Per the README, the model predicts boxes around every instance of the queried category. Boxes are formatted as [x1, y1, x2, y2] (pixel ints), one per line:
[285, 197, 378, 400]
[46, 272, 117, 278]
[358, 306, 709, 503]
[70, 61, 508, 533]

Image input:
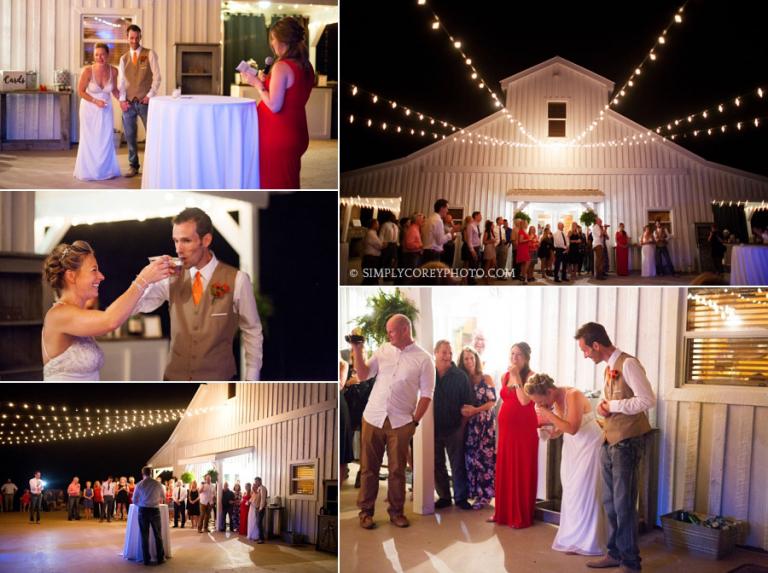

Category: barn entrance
[522, 202, 583, 232]
[505, 189, 606, 233]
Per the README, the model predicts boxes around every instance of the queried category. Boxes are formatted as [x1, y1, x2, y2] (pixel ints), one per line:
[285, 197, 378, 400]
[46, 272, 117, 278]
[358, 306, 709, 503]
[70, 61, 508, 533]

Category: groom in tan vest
[118, 24, 161, 177]
[575, 322, 655, 573]
[135, 207, 263, 380]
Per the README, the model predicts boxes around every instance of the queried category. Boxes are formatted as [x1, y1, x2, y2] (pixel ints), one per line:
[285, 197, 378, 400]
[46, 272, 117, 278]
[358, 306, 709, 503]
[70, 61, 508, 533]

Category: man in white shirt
[253, 477, 268, 543]
[591, 218, 608, 280]
[198, 474, 215, 533]
[2, 479, 17, 512]
[553, 221, 570, 282]
[172, 479, 188, 528]
[351, 314, 435, 530]
[575, 322, 655, 572]
[28, 472, 43, 523]
[653, 220, 676, 276]
[134, 207, 263, 381]
[117, 24, 161, 177]
[102, 476, 115, 522]
[422, 199, 453, 263]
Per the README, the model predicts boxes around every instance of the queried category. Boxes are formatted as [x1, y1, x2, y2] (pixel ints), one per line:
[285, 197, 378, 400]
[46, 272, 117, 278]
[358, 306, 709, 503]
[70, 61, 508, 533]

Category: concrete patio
[0, 510, 337, 573]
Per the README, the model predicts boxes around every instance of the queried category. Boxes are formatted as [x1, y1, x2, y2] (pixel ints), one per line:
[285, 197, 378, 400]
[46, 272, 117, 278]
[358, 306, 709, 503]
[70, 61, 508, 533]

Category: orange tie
[132, 51, 137, 65]
[192, 271, 203, 306]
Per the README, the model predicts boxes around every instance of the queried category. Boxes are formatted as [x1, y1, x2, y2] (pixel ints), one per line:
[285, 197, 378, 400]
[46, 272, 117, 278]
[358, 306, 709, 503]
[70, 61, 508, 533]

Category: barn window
[288, 459, 318, 499]
[648, 210, 673, 235]
[547, 102, 567, 137]
[683, 288, 768, 387]
[81, 15, 135, 67]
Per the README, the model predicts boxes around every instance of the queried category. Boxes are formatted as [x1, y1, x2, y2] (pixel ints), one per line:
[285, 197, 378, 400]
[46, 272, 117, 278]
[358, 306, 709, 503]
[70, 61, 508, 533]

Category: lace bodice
[43, 335, 104, 381]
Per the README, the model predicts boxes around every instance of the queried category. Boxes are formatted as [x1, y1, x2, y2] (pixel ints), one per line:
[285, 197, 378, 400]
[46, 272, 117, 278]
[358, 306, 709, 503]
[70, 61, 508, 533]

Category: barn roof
[500, 55, 614, 91]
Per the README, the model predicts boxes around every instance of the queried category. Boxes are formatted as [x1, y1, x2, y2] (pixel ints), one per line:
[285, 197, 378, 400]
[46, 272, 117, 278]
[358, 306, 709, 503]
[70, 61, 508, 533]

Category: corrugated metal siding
[342, 62, 768, 271]
[147, 383, 337, 544]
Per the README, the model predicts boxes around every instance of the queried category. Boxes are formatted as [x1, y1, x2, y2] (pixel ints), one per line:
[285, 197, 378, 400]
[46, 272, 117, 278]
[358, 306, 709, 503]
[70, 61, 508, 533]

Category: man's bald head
[386, 314, 414, 349]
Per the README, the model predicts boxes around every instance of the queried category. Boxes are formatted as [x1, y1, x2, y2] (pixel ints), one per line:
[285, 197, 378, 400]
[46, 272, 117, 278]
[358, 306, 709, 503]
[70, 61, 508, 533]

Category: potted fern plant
[580, 209, 598, 227]
[351, 288, 418, 349]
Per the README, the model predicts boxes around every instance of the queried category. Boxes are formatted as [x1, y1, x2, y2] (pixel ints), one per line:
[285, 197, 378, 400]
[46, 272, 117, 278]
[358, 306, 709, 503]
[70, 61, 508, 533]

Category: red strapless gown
[239, 497, 249, 535]
[257, 59, 314, 189]
[494, 376, 539, 528]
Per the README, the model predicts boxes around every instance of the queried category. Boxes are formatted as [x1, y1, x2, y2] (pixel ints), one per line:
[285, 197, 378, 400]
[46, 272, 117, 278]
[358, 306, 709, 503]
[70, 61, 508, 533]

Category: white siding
[148, 383, 337, 544]
[0, 0, 222, 140]
[342, 60, 768, 272]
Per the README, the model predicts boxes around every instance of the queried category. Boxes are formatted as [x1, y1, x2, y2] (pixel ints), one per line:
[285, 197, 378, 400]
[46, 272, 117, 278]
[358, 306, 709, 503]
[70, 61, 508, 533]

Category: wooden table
[0, 90, 71, 150]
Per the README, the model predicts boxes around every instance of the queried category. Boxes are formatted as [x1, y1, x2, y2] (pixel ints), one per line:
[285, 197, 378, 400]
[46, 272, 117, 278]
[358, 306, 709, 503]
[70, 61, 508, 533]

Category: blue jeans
[29, 493, 42, 522]
[67, 494, 79, 520]
[434, 424, 469, 503]
[655, 246, 675, 275]
[122, 100, 149, 169]
[601, 436, 645, 571]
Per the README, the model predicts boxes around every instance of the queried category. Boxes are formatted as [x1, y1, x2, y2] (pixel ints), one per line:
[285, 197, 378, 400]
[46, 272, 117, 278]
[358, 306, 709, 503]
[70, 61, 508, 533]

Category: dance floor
[0, 510, 337, 573]
[0, 139, 338, 190]
[340, 463, 768, 573]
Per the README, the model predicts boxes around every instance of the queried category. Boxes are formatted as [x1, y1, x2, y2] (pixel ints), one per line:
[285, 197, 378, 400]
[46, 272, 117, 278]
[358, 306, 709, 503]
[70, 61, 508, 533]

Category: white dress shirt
[553, 229, 569, 249]
[591, 224, 606, 248]
[117, 46, 162, 101]
[172, 483, 188, 504]
[423, 212, 452, 252]
[134, 252, 263, 380]
[380, 221, 399, 244]
[102, 481, 115, 497]
[29, 478, 43, 495]
[606, 348, 656, 415]
[362, 341, 435, 429]
[199, 482, 214, 505]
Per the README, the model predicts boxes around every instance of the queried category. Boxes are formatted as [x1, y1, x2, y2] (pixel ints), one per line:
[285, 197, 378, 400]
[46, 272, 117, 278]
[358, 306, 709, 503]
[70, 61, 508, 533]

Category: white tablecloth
[141, 95, 259, 189]
[730, 245, 768, 285]
[123, 504, 172, 562]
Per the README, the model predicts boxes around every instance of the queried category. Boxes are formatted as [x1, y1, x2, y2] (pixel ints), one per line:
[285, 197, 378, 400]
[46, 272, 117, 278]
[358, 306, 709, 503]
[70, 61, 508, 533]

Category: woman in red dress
[516, 220, 531, 284]
[239, 482, 252, 535]
[615, 222, 630, 276]
[490, 342, 539, 528]
[247, 17, 315, 189]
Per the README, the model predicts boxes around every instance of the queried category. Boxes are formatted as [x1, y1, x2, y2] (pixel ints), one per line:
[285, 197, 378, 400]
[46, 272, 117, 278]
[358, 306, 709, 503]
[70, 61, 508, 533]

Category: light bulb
[734, 97, 740, 106]
[759, 88, 764, 98]
[702, 111, 708, 118]
[635, 68, 642, 75]
[431, 21, 439, 29]
[650, 53, 657, 61]
[465, 58, 472, 65]
[675, 14, 682, 23]
[351, 86, 357, 96]
[349, 115, 354, 123]
[372, 95, 378, 103]
[718, 104, 723, 112]
[471, 72, 477, 79]
[454, 41, 461, 49]
[658, 36, 666, 44]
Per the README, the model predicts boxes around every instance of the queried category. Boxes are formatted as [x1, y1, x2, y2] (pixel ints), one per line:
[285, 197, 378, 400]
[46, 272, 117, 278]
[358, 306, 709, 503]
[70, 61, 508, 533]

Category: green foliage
[205, 468, 218, 483]
[580, 210, 598, 227]
[513, 211, 531, 224]
[352, 289, 418, 348]
[180, 471, 194, 484]
[157, 470, 173, 483]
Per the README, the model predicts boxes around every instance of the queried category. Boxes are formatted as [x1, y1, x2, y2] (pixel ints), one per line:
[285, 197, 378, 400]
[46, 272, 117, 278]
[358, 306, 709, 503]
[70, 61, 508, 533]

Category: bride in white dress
[74, 43, 122, 181]
[525, 374, 605, 556]
[246, 487, 259, 541]
[640, 225, 656, 278]
[42, 241, 171, 381]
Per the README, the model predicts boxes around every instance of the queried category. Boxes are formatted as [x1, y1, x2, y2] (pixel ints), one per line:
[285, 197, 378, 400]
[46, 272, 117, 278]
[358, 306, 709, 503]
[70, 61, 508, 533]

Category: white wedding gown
[74, 66, 121, 181]
[246, 502, 259, 541]
[641, 243, 656, 277]
[42, 303, 104, 381]
[552, 397, 605, 555]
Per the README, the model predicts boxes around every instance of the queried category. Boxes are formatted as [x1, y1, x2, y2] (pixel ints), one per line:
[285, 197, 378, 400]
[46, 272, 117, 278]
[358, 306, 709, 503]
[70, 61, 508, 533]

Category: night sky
[341, 0, 768, 176]
[0, 384, 198, 505]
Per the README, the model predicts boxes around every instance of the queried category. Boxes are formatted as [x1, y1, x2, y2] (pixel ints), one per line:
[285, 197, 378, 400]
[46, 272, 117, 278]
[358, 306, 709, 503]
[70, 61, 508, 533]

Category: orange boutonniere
[139, 54, 148, 64]
[210, 282, 231, 300]
[610, 369, 620, 380]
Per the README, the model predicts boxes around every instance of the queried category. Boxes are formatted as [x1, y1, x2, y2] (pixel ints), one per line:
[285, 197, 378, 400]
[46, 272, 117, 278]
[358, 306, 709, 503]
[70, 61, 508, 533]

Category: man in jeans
[253, 477, 268, 543]
[132, 466, 166, 566]
[198, 474, 215, 533]
[102, 476, 115, 522]
[351, 314, 434, 530]
[575, 322, 656, 573]
[29, 471, 43, 524]
[66, 476, 81, 521]
[117, 24, 161, 177]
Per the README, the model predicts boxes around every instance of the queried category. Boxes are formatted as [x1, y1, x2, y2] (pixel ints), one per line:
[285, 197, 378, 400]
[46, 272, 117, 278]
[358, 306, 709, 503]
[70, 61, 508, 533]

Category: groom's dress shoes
[586, 556, 621, 568]
[126, 166, 140, 177]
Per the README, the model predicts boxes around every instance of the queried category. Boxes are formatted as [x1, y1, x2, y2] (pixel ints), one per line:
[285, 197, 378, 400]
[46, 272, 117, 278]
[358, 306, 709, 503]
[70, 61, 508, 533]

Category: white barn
[147, 382, 337, 546]
[341, 56, 768, 272]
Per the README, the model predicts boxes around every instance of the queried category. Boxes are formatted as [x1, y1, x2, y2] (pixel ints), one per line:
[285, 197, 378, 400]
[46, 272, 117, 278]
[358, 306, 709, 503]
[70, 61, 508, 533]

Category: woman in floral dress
[458, 346, 497, 509]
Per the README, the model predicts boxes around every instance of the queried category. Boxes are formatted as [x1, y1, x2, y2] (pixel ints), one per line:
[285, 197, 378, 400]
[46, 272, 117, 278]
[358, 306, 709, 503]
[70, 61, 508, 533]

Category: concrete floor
[0, 139, 338, 190]
[0, 510, 337, 573]
[340, 465, 768, 573]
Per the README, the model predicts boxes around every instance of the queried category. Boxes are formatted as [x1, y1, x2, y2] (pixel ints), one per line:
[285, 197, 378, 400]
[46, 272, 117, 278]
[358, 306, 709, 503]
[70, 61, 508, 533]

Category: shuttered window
[684, 289, 768, 387]
[548, 102, 567, 137]
[288, 460, 317, 499]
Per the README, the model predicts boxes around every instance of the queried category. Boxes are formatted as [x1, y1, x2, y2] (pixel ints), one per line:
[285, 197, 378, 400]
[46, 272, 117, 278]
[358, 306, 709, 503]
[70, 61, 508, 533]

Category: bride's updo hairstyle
[524, 373, 557, 396]
[43, 241, 95, 296]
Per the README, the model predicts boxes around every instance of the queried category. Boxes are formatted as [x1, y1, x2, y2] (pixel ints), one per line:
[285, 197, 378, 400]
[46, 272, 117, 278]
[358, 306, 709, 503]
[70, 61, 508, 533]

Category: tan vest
[122, 48, 155, 101]
[165, 262, 239, 381]
[602, 353, 652, 445]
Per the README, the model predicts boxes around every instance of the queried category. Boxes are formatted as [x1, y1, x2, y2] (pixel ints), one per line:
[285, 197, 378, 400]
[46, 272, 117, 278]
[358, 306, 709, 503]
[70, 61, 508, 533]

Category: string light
[664, 115, 767, 140]
[339, 196, 401, 214]
[655, 85, 766, 134]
